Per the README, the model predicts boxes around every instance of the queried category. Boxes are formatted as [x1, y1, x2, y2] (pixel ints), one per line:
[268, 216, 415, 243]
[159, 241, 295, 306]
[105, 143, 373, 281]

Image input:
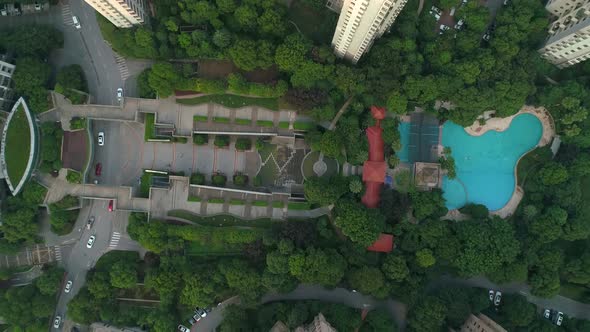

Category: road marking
[113, 53, 130, 80]
[54, 246, 62, 262]
[109, 232, 121, 248]
[61, 4, 73, 25]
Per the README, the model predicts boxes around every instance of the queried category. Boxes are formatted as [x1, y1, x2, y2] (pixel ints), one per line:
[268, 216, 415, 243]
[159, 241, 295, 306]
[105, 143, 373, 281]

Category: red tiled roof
[367, 233, 394, 253]
[362, 161, 387, 183]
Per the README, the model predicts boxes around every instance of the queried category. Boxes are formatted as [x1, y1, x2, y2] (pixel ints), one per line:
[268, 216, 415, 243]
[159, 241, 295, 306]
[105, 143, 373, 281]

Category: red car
[108, 200, 114, 212]
[95, 163, 102, 176]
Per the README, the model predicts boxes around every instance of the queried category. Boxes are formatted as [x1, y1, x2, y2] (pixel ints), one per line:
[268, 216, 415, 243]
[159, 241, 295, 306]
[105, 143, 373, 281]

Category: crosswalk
[109, 232, 121, 248]
[54, 246, 62, 262]
[61, 4, 73, 26]
[113, 53, 130, 81]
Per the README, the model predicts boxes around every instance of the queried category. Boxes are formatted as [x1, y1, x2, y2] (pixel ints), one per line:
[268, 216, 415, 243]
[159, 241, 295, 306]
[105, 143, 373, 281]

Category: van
[72, 16, 81, 29]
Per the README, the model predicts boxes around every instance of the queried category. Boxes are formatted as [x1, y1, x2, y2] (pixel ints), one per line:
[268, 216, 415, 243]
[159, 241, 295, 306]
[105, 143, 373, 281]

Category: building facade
[455, 313, 507, 332]
[539, 0, 590, 68]
[0, 56, 16, 112]
[84, 0, 148, 28]
[329, 0, 408, 64]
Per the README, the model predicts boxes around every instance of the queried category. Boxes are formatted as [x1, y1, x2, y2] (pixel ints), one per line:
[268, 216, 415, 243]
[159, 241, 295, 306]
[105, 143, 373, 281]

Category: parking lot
[89, 120, 259, 189]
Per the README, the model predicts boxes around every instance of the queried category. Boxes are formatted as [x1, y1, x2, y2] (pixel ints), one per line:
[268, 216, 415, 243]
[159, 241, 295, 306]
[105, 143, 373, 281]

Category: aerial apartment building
[0, 56, 16, 112]
[84, 0, 148, 28]
[539, 0, 590, 68]
[328, 0, 408, 64]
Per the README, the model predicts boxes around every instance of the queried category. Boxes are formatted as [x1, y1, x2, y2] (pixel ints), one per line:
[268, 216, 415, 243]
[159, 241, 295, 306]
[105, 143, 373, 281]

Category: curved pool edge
[443, 110, 554, 217]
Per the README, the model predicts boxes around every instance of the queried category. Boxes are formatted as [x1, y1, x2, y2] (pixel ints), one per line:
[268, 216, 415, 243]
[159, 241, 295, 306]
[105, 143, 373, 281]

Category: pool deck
[461, 105, 555, 219]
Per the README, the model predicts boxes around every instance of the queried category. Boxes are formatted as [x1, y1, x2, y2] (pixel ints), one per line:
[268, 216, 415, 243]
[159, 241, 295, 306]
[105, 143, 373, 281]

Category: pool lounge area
[441, 113, 543, 211]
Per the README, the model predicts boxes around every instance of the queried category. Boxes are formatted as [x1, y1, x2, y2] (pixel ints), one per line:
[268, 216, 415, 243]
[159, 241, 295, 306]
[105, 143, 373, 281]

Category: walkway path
[328, 96, 354, 130]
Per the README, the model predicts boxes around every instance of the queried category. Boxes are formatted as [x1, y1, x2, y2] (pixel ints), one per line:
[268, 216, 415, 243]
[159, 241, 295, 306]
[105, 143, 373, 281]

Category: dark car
[95, 163, 102, 176]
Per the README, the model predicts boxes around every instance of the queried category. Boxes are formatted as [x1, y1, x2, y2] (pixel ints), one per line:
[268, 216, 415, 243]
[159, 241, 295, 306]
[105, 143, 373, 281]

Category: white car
[439, 24, 451, 34]
[178, 325, 190, 332]
[64, 280, 73, 293]
[53, 316, 61, 328]
[87, 235, 96, 248]
[117, 88, 123, 101]
[544, 309, 551, 319]
[455, 19, 464, 30]
[494, 291, 502, 306]
[97, 132, 105, 146]
[556, 311, 564, 326]
[488, 290, 494, 301]
[72, 15, 81, 29]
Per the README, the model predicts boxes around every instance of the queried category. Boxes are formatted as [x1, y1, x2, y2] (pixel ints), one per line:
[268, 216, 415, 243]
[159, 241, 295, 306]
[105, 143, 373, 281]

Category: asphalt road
[0, 0, 147, 105]
[89, 120, 144, 187]
[51, 200, 143, 331]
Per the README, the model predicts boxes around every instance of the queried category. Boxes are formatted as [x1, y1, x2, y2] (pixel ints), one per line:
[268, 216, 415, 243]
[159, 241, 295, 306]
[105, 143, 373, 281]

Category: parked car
[488, 290, 494, 301]
[117, 88, 123, 101]
[196, 308, 207, 318]
[544, 309, 551, 319]
[53, 316, 61, 328]
[556, 312, 564, 326]
[455, 19, 465, 30]
[483, 32, 491, 41]
[192, 313, 202, 322]
[97, 131, 105, 146]
[188, 317, 196, 325]
[494, 291, 502, 306]
[95, 163, 102, 176]
[439, 24, 451, 34]
[72, 15, 81, 29]
[64, 280, 73, 293]
[178, 325, 190, 332]
[87, 235, 96, 248]
[87, 216, 95, 230]
[108, 200, 114, 212]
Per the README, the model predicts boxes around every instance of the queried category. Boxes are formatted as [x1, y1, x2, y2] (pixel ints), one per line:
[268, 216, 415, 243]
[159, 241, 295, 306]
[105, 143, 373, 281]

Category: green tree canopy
[334, 199, 385, 246]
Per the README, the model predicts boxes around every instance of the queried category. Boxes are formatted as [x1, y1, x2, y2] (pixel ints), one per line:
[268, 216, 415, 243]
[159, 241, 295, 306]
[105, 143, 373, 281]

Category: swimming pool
[441, 113, 543, 211]
[397, 122, 410, 163]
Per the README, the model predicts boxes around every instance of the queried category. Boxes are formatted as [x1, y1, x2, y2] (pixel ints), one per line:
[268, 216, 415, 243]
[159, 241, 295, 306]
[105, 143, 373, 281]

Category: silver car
[494, 291, 502, 306]
[97, 132, 105, 146]
[117, 88, 123, 101]
[53, 316, 61, 328]
[86, 235, 96, 248]
[64, 280, 73, 293]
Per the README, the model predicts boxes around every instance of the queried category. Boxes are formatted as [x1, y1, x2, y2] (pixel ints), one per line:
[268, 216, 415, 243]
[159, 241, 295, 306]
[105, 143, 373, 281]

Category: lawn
[256, 120, 274, 127]
[5, 104, 31, 186]
[287, 0, 339, 44]
[144, 113, 155, 141]
[177, 94, 279, 111]
[293, 121, 317, 131]
[185, 241, 243, 256]
[256, 143, 279, 187]
[288, 201, 312, 210]
[139, 172, 153, 198]
[235, 118, 252, 125]
[168, 210, 278, 228]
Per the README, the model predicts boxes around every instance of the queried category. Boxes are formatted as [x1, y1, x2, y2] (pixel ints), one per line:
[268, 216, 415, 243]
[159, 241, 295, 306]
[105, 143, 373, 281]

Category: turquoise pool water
[441, 113, 543, 211]
[397, 122, 410, 163]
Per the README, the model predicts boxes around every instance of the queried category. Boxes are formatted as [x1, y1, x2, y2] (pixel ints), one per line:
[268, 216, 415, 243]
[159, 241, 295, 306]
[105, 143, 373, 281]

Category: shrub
[213, 117, 230, 123]
[50, 195, 79, 211]
[214, 135, 230, 147]
[66, 170, 82, 184]
[235, 138, 252, 151]
[253, 200, 269, 207]
[194, 115, 209, 122]
[212, 174, 227, 186]
[272, 201, 284, 208]
[279, 121, 290, 129]
[230, 199, 245, 205]
[293, 121, 316, 131]
[194, 78, 227, 94]
[188, 195, 201, 202]
[255, 138, 265, 150]
[69, 117, 86, 130]
[193, 134, 208, 145]
[233, 173, 248, 186]
[172, 136, 188, 143]
[208, 198, 225, 204]
[288, 201, 312, 210]
[190, 173, 205, 185]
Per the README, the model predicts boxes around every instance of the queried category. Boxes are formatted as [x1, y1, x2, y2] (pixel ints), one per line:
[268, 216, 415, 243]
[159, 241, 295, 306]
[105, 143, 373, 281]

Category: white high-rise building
[0, 56, 16, 112]
[539, 0, 590, 68]
[329, 0, 408, 64]
[84, 0, 149, 28]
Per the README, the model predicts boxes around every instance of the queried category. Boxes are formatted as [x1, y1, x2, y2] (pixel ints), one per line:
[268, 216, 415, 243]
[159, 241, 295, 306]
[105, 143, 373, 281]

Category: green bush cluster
[66, 170, 82, 184]
[39, 122, 63, 173]
[227, 73, 288, 98]
[214, 135, 230, 147]
[212, 174, 227, 186]
[190, 173, 205, 185]
[69, 117, 86, 130]
[193, 134, 209, 145]
[235, 138, 252, 151]
[233, 173, 248, 186]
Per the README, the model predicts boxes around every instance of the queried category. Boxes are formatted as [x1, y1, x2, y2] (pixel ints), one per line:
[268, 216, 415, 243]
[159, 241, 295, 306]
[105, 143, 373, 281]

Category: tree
[288, 247, 347, 287]
[349, 177, 363, 194]
[275, 34, 309, 72]
[538, 163, 569, 185]
[315, 130, 342, 158]
[0, 25, 63, 58]
[291, 61, 333, 88]
[386, 91, 409, 114]
[1, 209, 38, 244]
[529, 269, 561, 298]
[109, 261, 138, 289]
[212, 29, 232, 48]
[12, 57, 51, 112]
[304, 176, 349, 206]
[529, 206, 568, 244]
[416, 248, 436, 268]
[234, 5, 258, 31]
[229, 39, 274, 71]
[148, 62, 183, 97]
[215, 0, 237, 13]
[410, 190, 448, 220]
[334, 199, 385, 246]
[219, 259, 262, 301]
[361, 309, 398, 332]
[258, 8, 286, 37]
[406, 296, 447, 332]
[67, 288, 101, 324]
[56, 64, 87, 92]
[35, 266, 64, 296]
[562, 251, 590, 285]
[502, 294, 536, 327]
[382, 254, 410, 282]
[219, 305, 254, 332]
[347, 267, 386, 297]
